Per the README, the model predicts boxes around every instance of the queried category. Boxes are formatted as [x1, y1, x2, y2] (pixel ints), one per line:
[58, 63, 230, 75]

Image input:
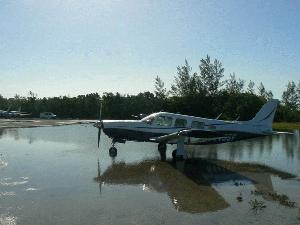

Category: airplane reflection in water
[95, 158, 295, 213]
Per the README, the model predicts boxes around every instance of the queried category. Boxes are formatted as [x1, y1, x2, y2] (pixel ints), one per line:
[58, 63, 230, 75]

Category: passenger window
[191, 121, 205, 129]
[154, 116, 173, 127]
[175, 118, 187, 128]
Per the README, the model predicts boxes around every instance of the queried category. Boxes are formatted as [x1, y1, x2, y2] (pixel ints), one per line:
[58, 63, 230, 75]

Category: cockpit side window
[191, 121, 205, 129]
[153, 116, 173, 127]
[175, 118, 187, 128]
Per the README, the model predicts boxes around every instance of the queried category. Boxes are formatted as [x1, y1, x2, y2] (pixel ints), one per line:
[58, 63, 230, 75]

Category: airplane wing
[272, 131, 294, 135]
[150, 130, 189, 142]
[150, 129, 226, 143]
[150, 128, 294, 144]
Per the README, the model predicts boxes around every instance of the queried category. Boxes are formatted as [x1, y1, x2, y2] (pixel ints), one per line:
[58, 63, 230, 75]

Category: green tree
[225, 73, 245, 94]
[247, 80, 255, 94]
[198, 55, 224, 96]
[282, 81, 298, 111]
[154, 76, 167, 99]
[257, 82, 273, 100]
[297, 81, 300, 109]
[257, 82, 266, 97]
[171, 59, 197, 97]
[0, 94, 7, 109]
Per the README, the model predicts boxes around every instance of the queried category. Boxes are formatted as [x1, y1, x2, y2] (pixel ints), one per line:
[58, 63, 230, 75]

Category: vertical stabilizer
[250, 99, 279, 131]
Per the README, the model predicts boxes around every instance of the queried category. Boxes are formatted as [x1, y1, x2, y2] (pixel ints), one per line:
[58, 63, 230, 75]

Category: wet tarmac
[0, 125, 299, 225]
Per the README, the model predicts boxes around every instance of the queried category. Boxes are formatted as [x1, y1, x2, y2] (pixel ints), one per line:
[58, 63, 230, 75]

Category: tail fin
[250, 99, 279, 131]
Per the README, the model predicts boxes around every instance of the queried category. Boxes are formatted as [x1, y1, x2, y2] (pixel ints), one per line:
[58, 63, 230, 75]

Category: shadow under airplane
[94, 158, 295, 214]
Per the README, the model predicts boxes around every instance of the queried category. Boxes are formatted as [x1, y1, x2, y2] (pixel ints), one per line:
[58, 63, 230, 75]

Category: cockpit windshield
[141, 115, 155, 124]
[141, 114, 173, 127]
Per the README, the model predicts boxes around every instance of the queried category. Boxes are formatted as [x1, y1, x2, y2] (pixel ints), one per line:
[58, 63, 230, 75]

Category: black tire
[172, 150, 184, 160]
[109, 147, 117, 157]
[158, 142, 167, 152]
[172, 150, 177, 159]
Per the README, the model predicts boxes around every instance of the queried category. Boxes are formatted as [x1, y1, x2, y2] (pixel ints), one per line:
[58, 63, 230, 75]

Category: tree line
[0, 55, 299, 121]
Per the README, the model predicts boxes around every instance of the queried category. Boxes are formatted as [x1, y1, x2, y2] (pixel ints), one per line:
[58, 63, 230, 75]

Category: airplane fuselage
[101, 112, 268, 145]
[95, 100, 279, 158]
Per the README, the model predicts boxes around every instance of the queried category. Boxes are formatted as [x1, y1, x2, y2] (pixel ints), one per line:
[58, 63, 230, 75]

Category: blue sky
[0, 0, 299, 98]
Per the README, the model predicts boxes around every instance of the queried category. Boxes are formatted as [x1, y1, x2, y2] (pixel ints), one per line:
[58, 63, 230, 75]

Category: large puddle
[0, 125, 299, 225]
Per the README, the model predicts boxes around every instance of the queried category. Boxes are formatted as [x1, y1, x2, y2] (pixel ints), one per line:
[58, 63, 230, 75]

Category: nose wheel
[109, 140, 117, 157]
[109, 146, 117, 157]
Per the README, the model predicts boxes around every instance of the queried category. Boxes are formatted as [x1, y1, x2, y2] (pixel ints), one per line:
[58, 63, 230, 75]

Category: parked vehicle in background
[40, 112, 56, 119]
[0, 106, 31, 118]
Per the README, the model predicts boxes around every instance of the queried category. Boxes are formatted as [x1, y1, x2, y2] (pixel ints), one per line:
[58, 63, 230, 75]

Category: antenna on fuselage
[215, 113, 223, 120]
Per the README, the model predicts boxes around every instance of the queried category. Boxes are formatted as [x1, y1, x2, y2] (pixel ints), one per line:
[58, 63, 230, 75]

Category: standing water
[0, 125, 299, 225]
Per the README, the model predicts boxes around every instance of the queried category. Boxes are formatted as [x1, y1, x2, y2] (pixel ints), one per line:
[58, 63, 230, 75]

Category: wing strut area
[176, 136, 187, 159]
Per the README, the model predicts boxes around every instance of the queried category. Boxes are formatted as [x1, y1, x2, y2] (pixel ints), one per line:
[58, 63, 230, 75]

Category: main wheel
[158, 142, 167, 152]
[109, 146, 117, 157]
[172, 150, 177, 159]
[158, 143, 167, 161]
[172, 149, 183, 160]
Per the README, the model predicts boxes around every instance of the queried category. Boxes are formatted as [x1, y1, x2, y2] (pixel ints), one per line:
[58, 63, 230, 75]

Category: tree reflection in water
[187, 131, 300, 162]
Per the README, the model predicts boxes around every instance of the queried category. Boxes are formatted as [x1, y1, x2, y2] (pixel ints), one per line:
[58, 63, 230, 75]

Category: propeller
[98, 126, 101, 147]
[94, 101, 103, 148]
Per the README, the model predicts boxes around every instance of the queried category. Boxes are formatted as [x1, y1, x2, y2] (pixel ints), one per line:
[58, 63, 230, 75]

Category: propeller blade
[99, 101, 102, 121]
[98, 127, 101, 148]
[97, 99, 103, 148]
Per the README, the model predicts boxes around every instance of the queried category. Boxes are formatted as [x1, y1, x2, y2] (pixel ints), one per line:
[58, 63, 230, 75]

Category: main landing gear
[157, 142, 186, 161]
[158, 142, 167, 161]
[172, 150, 183, 160]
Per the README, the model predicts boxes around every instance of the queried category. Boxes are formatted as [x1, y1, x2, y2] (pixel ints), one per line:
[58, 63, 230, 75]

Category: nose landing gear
[109, 140, 117, 157]
[109, 146, 117, 157]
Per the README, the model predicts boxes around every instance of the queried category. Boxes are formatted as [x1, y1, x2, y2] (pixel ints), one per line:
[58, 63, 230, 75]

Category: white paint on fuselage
[97, 99, 278, 146]
[101, 111, 270, 142]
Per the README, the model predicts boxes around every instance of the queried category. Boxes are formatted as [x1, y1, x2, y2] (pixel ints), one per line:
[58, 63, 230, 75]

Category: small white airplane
[0, 106, 31, 118]
[0, 106, 11, 118]
[94, 99, 284, 159]
[3, 106, 31, 118]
